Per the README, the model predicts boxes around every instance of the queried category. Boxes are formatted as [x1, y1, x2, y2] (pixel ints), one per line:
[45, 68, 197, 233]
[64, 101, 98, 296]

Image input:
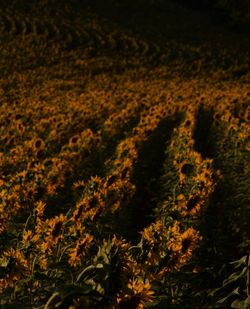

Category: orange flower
[0, 249, 29, 292]
[68, 233, 93, 267]
[177, 194, 203, 217]
[117, 278, 154, 309]
[22, 230, 33, 245]
[167, 225, 202, 270]
[179, 227, 202, 263]
[41, 214, 67, 254]
[35, 200, 46, 218]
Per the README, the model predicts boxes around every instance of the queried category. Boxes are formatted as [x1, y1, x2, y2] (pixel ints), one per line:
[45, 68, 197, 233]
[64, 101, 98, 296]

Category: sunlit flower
[35, 200, 45, 216]
[118, 278, 154, 309]
[41, 214, 67, 253]
[68, 233, 93, 267]
[22, 230, 33, 244]
[179, 227, 202, 261]
[0, 249, 29, 291]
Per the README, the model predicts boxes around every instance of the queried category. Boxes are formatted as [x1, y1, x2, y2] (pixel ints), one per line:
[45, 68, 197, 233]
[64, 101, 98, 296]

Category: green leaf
[244, 296, 250, 307]
[45, 284, 95, 309]
[217, 287, 240, 304]
[76, 265, 96, 283]
[231, 298, 248, 309]
[223, 268, 247, 287]
[95, 283, 105, 295]
[230, 256, 247, 268]
[96, 263, 104, 268]
[208, 286, 223, 296]
[0, 257, 9, 267]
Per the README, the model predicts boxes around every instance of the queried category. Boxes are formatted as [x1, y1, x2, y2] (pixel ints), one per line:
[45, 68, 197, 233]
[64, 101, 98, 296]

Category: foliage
[0, 0, 249, 308]
[210, 254, 250, 309]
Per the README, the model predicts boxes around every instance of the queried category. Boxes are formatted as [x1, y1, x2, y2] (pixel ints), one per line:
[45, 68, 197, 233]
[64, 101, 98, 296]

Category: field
[0, 0, 249, 308]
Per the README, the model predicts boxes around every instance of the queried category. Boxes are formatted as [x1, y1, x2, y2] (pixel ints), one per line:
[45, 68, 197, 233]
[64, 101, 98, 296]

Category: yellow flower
[42, 214, 67, 253]
[48, 214, 66, 238]
[22, 230, 33, 244]
[73, 180, 85, 190]
[46, 183, 58, 196]
[167, 225, 202, 270]
[177, 194, 203, 217]
[177, 194, 185, 201]
[35, 200, 46, 218]
[38, 254, 48, 270]
[69, 135, 80, 147]
[118, 278, 154, 309]
[179, 227, 202, 261]
[68, 233, 93, 267]
[0, 249, 29, 291]
[141, 220, 164, 245]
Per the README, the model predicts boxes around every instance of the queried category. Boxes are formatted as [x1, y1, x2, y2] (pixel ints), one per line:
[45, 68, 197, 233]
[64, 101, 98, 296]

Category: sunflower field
[0, 0, 249, 308]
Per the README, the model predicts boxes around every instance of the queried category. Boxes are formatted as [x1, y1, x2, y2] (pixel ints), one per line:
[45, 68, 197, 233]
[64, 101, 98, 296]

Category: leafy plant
[210, 254, 250, 309]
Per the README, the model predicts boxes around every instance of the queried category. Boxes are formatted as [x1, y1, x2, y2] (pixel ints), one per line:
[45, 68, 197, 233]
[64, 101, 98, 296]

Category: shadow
[114, 112, 183, 243]
[193, 105, 214, 158]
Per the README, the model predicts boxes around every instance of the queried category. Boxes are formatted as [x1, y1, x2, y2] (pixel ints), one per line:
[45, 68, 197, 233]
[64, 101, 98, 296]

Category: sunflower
[118, 278, 154, 309]
[68, 233, 93, 267]
[179, 227, 202, 264]
[35, 200, 46, 218]
[180, 194, 203, 217]
[41, 214, 66, 254]
[0, 249, 29, 292]
[167, 224, 201, 269]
